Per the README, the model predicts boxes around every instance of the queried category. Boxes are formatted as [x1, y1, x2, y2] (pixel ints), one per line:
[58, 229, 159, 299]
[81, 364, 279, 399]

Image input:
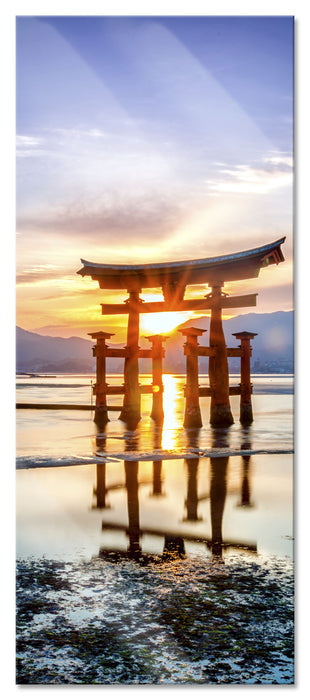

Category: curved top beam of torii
[77, 238, 286, 295]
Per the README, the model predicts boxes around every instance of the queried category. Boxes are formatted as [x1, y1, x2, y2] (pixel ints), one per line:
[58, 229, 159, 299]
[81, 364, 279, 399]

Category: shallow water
[16, 452, 293, 563]
[16, 373, 294, 685]
[16, 373, 293, 462]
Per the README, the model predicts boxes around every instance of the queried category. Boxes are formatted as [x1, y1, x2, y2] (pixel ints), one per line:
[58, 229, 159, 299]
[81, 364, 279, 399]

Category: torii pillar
[89, 331, 114, 428]
[179, 327, 205, 429]
[119, 290, 141, 428]
[145, 334, 167, 424]
[208, 285, 234, 427]
[232, 331, 257, 425]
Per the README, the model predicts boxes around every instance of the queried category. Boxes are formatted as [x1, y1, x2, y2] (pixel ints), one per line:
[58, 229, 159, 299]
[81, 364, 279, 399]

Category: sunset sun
[141, 311, 192, 336]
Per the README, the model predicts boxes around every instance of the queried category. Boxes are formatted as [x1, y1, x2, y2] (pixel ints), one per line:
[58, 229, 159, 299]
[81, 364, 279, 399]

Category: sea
[15, 373, 295, 685]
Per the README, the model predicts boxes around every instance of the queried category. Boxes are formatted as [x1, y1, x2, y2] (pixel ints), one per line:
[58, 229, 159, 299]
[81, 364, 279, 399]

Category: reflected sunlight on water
[16, 452, 293, 562]
[16, 373, 294, 458]
[161, 374, 183, 451]
[16, 373, 294, 563]
[16, 372, 294, 686]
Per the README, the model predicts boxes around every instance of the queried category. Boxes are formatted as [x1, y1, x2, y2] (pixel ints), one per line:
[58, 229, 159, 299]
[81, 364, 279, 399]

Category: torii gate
[78, 237, 285, 428]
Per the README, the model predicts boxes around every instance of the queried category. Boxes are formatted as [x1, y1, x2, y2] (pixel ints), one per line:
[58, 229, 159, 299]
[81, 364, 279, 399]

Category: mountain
[16, 310, 294, 374]
[16, 327, 95, 373]
[164, 310, 294, 373]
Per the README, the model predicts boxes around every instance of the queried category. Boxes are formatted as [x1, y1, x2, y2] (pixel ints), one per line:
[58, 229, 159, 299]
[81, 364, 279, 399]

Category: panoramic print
[16, 15, 294, 685]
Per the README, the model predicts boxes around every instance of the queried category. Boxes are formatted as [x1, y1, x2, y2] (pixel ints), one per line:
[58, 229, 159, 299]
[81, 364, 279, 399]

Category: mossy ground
[16, 553, 294, 685]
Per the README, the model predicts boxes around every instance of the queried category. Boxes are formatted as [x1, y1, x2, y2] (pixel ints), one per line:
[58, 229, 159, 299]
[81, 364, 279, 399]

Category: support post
[124, 460, 142, 556]
[232, 332, 257, 425]
[208, 285, 234, 427]
[92, 464, 110, 509]
[179, 327, 205, 429]
[89, 331, 114, 428]
[210, 454, 229, 559]
[150, 427, 164, 497]
[184, 459, 202, 521]
[145, 334, 167, 424]
[119, 290, 141, 428]
[209, 429, 229, 559]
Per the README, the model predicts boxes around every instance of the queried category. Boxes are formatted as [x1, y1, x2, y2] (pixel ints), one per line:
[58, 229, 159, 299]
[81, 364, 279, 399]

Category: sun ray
[141, 311, 193, 336]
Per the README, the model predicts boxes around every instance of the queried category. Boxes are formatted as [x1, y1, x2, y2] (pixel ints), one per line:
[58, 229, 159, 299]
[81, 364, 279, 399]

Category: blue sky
[15, 15, 294, 337]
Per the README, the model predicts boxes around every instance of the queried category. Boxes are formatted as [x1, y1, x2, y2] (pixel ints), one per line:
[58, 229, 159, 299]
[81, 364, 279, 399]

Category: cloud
[206, 153, 293, 195]
[49, 127, 109, 141]
[16, 119, 199, 245]
[16, 270, 69, 285]
[16, 134, 49, 158]
[16, 185, 193, 242]
[16, 135, 43, 147]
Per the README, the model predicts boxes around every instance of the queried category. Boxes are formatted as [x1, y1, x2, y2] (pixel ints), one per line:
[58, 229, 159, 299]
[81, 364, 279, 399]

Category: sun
[141, 311, 193, 336]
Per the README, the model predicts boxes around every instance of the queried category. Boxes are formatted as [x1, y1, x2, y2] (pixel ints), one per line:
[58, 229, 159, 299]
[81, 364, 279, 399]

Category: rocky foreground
[16, 552, 294, 685]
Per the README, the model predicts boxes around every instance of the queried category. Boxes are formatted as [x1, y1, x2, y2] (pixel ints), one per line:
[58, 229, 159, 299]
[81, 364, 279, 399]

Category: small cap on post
[232, 331, 257, 340]
[144, 334, 169, 342]
[179, 327, 206, 338]
[88, 331, 115, 340]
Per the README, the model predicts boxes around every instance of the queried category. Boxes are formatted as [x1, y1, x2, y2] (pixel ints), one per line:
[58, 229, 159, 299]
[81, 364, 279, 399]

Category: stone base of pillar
[151, 412, 164, 424]
[210, 404, 234, 427]
[119, 406, 141, 430]
[184, 406, 203, 429]
[94, 406, 109, 429]
[151, 401, 164, 424]
[240, 403, 253, 425]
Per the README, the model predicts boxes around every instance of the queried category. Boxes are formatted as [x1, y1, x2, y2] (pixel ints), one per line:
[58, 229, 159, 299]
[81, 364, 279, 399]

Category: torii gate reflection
[96, 430, 257, 563]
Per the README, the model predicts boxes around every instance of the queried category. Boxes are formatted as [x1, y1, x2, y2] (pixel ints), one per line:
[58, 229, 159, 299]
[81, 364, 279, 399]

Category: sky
[16, 14, 294, 341]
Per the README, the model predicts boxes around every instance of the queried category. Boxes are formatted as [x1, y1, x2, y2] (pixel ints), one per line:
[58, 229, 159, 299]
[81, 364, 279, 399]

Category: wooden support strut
[119, 291, 142, 428]
[88, 331, 114, 427]
[232, 331, 258, 425]
[101, 293, 258, 315]
[207, 285, 234, 427]
[145, 334, 167, 424]
[179, 327, 205, 429]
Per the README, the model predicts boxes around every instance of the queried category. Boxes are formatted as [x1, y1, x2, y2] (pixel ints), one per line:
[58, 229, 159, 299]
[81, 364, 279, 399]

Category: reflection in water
[98, 425, 257, 563]
[92, 432, 110, 510]
[92, 464, 110, 510]
[162, 535, 186, 560]
[238, 454, 252, 508]
[151, 462, 163, 497]
[125, 460, 141, 556]
[16, 374, 293, 684]
[150, 427, 164, 497]
[210, 455, 228, 560]
[184, 459, 201, 522]
[125, 432, 141, 556]
[209, 428, 229, 561]
[161, 375, 182, 451]
[237, 428, 254, 508]
[184, 430, 202, 522]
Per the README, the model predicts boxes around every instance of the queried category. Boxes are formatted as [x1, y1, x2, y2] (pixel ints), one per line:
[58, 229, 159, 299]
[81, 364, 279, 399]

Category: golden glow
[161, 374, 182, 451]
[141, 311, 192, 336]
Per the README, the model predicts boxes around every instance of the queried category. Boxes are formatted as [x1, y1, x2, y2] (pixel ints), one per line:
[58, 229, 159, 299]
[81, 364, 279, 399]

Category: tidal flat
[16, 552, 294, 685]
[16, 374, 294, 685]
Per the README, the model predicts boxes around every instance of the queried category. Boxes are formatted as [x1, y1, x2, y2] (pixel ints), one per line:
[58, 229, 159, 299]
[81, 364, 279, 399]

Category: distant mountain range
[16, 310, 294, 374]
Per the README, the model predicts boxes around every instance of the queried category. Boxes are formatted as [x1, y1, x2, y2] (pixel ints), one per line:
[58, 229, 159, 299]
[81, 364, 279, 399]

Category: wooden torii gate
[78, 237, 285, 428]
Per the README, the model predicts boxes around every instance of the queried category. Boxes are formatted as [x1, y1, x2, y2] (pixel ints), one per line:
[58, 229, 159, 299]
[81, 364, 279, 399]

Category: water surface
[16, 373, 294, 685]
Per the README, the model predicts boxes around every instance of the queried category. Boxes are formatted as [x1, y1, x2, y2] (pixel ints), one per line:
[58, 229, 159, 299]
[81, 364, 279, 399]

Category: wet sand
[16, 374, 294, 685]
